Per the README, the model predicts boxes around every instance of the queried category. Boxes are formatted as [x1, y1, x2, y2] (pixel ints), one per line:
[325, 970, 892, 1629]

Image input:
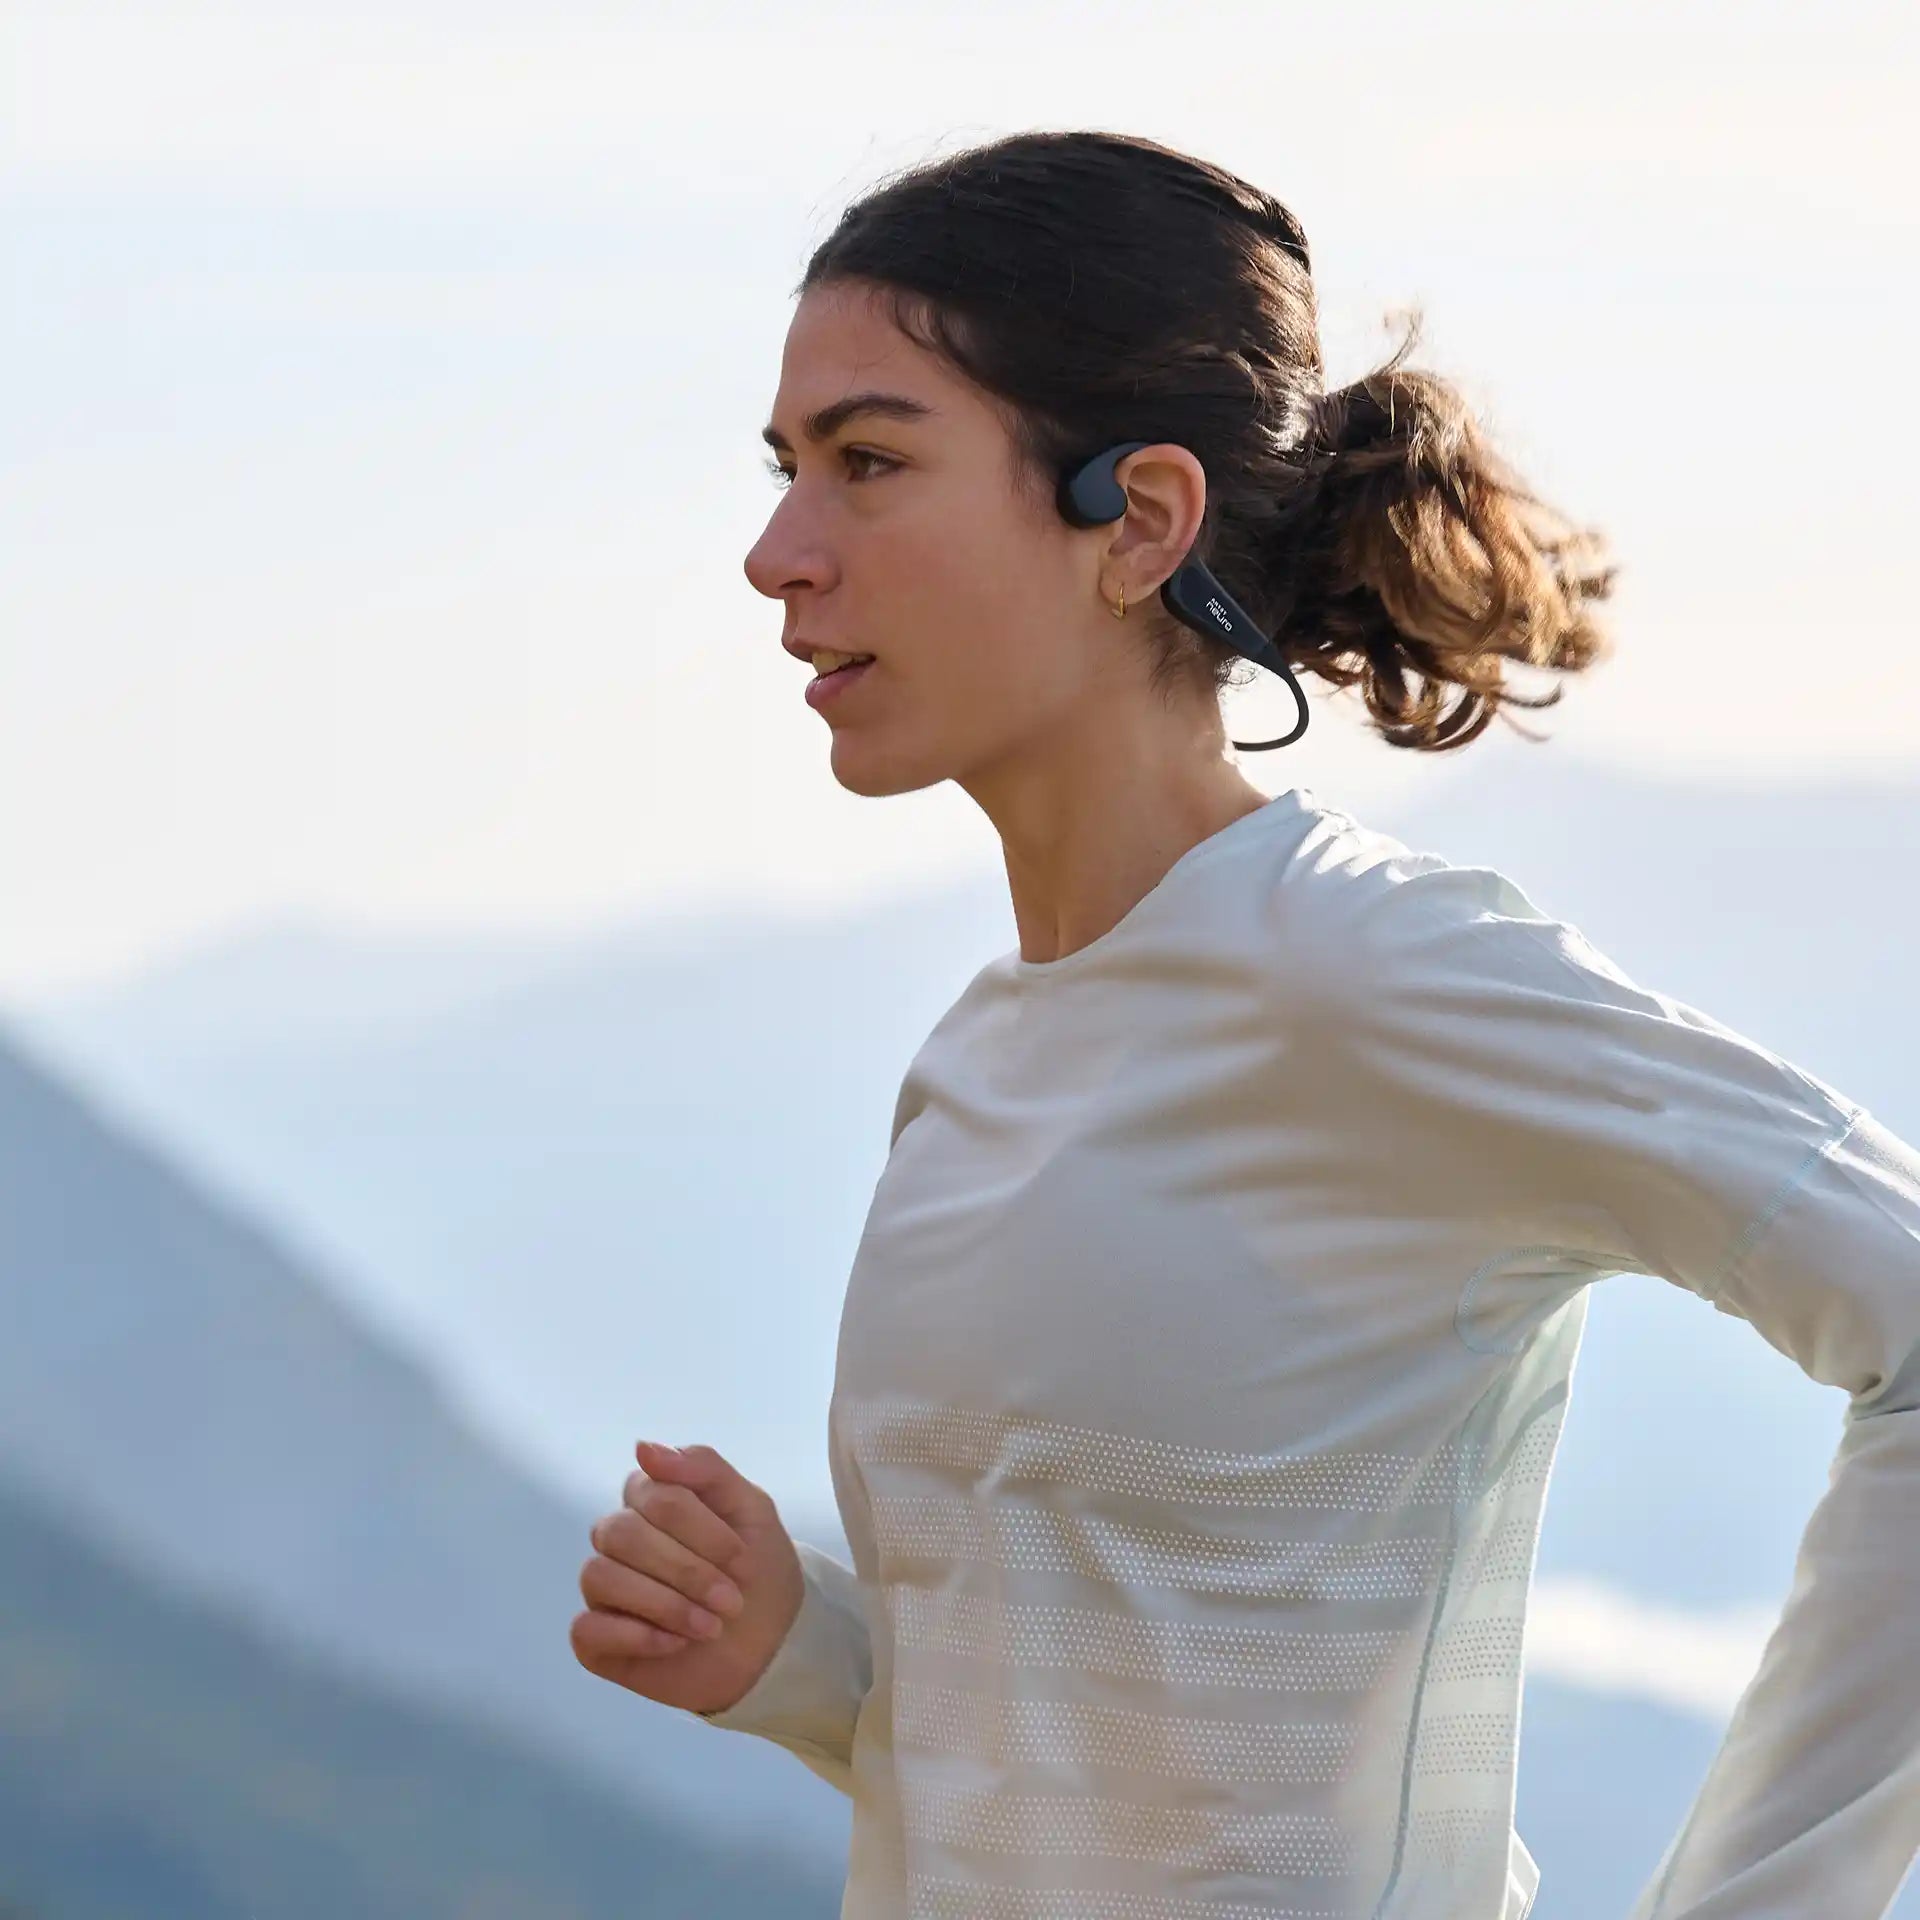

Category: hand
[571, 1440, 805, 1717]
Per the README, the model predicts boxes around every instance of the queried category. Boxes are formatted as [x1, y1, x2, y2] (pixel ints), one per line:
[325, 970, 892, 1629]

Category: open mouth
[812, 650, 875, 676]
[806, 655, 875, 706]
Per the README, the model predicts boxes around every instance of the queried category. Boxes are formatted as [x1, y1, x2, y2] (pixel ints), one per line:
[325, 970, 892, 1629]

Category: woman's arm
[691, 1538, 872, 1797]
[1616, 1105, 1920, 1919]
[1303, 851, 1920, 1919]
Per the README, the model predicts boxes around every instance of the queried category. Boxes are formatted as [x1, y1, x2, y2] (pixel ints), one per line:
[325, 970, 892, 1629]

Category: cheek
[897, 512, 1071, 685]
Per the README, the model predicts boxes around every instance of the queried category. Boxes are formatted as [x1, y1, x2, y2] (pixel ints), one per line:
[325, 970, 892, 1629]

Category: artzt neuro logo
[1205, 596, 1235, 635]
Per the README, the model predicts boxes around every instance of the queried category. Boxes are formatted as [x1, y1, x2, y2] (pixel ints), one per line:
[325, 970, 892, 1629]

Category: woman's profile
[570, 129, 1920, 1919]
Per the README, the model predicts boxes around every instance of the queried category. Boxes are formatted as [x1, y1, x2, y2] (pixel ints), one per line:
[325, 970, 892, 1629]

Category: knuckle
[645, 1480, 698, 1523]
[604, 1509, 646, 1556]
[568, 1615, 609, 1674]
[601, 1502, 708, 1586]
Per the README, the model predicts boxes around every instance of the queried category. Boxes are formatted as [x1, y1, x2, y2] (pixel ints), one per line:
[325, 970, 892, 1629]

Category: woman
[570, 131, 1920, 1918]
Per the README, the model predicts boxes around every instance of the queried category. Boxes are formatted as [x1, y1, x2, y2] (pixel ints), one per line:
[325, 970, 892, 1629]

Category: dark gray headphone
[1056, 440, 1310, 752]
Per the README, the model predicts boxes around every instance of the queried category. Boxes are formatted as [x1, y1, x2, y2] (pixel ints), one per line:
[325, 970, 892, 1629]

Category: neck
[962, 716, 1272, 967]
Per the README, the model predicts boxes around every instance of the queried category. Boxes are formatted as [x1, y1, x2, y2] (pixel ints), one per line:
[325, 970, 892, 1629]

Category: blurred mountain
[8, 748, 1920, 1908]
[1519, 1672, 1920, 1918]
[7, 873, 1003, 1526]
[0, 1026, 851, 1868]
[0, 1462, 836, 1920]
[14, 751, 1916, 1592]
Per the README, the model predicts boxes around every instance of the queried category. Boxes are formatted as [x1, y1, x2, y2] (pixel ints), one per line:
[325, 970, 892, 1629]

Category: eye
[763, 447, 900, 489]
[840, 447, 899, 482]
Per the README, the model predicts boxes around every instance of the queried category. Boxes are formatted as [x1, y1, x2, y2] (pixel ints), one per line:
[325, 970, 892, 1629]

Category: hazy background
[5, 1, 1917, 1915]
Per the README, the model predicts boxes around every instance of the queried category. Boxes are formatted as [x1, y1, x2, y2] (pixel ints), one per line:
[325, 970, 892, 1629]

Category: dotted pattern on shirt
[1468, 1418, 1560, 1510]
[1404, 1805, 1513, 1870]
[845, 1399, 1489, 1513]
[1456, 1516, 1542, 1589]
[901, 1781, 1361, 1878]
[908, 1875, 1348, 1920]
[1410, 1710, 1519, 1778]
[894, 1678, 1358, 1785]
[872, 1494, 1448, 1603]
[891, 1587, 1406, 1694]
[1421, 1614, 1527, 1687]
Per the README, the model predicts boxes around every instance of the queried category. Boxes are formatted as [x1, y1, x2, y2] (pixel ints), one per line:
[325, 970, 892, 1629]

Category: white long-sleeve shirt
[692, 782, 1920, 1919]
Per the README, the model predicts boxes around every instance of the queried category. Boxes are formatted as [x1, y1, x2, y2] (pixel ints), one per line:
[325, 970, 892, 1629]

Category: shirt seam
[1369, 1384, 1494, 1918]
[1455, 1243, 1639, 1357]
[1697, 1100, 1868, 1308]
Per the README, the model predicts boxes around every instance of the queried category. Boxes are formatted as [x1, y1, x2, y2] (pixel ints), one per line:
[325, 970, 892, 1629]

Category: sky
[4, 0, 1917, 1001]
[7, 0, 1917, 1739]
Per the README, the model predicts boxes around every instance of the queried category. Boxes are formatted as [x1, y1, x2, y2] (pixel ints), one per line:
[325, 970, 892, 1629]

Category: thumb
[635, 1440, 774, 1532]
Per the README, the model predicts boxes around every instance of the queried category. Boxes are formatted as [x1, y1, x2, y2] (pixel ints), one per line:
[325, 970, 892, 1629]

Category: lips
[804, 655, 875, 710]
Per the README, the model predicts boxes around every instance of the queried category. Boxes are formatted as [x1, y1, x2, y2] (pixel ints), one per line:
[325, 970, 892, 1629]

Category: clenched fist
[571, 1440, 804, 1717]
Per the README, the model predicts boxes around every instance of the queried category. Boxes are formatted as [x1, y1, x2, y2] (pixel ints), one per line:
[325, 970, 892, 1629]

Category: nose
[743, 508, 834, 603]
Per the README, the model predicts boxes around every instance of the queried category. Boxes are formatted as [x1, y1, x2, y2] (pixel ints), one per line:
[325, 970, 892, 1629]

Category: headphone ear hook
[1056, 442, 1311, 751]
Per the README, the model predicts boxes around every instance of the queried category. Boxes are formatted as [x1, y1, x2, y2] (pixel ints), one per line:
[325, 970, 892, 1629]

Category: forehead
[764, 282, 1032, 483]
[775, 282, 950, 406]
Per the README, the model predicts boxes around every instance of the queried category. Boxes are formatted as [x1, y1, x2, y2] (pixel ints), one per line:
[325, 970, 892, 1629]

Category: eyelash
[764, 447, 899, 489]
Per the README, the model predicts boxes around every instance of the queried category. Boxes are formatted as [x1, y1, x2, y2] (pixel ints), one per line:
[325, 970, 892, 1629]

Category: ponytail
[1260, 313, 1618, 750]
[803, 130, 1619, 752]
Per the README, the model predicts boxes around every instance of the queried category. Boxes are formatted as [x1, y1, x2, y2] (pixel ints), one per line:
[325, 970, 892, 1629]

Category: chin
[827, 737, 946, 800]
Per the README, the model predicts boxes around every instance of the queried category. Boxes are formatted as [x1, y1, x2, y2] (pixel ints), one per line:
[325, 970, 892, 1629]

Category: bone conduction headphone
[1056, 440, 1310, 752]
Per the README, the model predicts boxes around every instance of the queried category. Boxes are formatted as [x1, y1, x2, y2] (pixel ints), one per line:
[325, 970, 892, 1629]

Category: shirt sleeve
[1305, 853, 1920, 1920]
[689, 1537, 871, 1797]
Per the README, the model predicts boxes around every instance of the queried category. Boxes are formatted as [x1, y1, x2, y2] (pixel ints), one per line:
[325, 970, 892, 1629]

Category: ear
[1103, 443, 1208, 597]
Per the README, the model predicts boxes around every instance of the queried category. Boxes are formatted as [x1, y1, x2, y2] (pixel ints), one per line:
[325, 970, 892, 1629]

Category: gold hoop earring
[1108, 582, 1126, 620]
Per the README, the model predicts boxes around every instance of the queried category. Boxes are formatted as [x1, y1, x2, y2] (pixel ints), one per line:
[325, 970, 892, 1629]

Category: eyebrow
[761, 390, 937, 451]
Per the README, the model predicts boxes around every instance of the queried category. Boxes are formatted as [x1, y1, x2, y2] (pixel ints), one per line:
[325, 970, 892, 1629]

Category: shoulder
[1274, 804, 1520, 993]
[884, 952, 1015, 1153]
[1271, 803, 1627, 1041]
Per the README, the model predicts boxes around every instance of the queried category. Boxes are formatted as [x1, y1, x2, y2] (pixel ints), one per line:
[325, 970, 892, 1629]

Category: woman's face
[745, 280, 1146, 799]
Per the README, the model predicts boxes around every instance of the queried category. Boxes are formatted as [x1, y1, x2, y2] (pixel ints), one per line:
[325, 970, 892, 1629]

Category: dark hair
[796, 130, 1617, 752]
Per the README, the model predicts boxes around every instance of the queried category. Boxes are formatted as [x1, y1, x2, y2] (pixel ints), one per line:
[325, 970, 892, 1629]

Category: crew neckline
[998, 786, 1307, 984]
